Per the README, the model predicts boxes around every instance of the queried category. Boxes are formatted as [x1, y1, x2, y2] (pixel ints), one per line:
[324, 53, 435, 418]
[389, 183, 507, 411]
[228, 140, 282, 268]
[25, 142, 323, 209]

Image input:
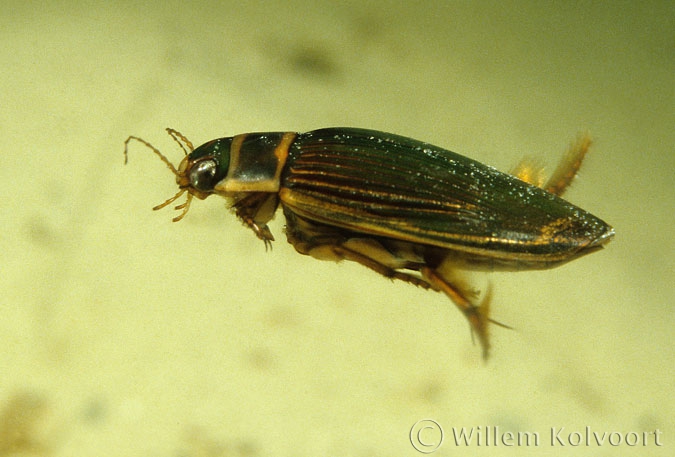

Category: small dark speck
[289, 47, 337, 78]
[265, 306, 301, 328]
[25, 216, 59, 248]
[417, 380, 445, 403]
[82, 398, 107, 424]
[244, 348, 276, 370]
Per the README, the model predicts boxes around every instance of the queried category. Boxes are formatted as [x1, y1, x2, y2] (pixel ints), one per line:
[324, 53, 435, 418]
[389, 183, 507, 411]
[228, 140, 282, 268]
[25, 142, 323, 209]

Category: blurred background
[1, 1, 672, 455]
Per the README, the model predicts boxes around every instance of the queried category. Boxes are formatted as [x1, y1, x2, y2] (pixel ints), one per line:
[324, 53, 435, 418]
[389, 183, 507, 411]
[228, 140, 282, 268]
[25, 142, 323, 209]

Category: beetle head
[123, 128, 230, 222]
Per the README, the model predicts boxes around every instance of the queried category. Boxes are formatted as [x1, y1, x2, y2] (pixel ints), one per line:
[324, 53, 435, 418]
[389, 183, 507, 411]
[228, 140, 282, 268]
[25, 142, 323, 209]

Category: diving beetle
[124, 128, 614, 358]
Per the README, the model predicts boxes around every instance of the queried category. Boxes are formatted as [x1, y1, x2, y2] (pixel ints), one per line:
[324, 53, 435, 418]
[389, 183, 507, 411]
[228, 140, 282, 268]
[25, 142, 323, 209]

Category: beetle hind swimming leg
[283, 209, 511, 358]
[511, 133, 592, 197]
[420, 267, 510, 360]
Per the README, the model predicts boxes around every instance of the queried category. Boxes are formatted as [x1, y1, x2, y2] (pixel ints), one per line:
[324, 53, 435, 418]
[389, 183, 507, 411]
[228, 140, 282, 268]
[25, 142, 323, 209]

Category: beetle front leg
[241, 217, 275, 249]
[231, 193, 279, 248]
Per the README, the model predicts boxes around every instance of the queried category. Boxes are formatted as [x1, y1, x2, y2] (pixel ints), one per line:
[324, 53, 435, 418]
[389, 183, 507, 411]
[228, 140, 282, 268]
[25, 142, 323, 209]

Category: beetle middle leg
[333, 241, 432, 289]
[283, 209, 431, 289]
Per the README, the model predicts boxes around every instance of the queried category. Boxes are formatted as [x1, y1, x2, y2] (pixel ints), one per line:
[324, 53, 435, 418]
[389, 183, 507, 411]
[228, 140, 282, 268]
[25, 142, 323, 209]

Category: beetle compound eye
[189, 158, 219, 192]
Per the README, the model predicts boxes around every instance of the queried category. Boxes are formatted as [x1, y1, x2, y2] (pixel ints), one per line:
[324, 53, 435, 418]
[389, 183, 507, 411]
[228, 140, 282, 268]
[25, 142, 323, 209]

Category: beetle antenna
[123, 135, 180, 177]
[166, 128, 194, 155]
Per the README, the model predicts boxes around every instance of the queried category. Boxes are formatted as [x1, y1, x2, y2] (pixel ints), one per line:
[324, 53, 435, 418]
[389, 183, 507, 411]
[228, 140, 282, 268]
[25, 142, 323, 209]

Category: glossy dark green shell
[280, 128, 613, 266]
